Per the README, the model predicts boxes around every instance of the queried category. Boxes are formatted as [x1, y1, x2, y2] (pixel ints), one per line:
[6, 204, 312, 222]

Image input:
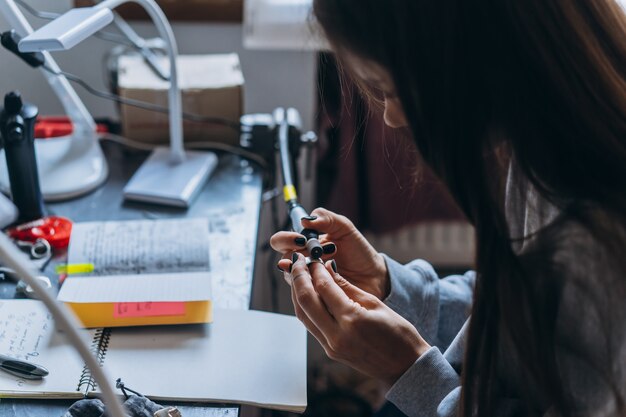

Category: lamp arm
[97, 0, 184, 163]
[0, 233, 126, 417]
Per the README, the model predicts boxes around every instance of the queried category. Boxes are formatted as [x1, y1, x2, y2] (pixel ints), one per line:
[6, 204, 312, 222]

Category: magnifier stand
[0, 131, 107, 201]
[0, 0, 108, 202]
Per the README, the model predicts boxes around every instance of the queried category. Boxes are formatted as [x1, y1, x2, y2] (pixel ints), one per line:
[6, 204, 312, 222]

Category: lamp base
[123, 147, 218, 208]
[0, 133, 108, 202]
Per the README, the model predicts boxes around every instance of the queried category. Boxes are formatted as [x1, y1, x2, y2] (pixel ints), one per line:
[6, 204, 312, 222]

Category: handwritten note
[0, 300, 52, 362]
[0, 300, 97, 396]
[114, 302, 186, 318]
[67, 218, 211, 276]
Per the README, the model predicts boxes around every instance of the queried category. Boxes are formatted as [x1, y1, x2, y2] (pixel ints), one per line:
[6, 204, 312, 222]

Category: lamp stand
[97, 0, 217, 208]
[123, 147, 217, 207]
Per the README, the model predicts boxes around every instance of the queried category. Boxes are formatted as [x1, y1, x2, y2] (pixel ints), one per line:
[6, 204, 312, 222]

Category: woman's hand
[285, 253, 430, 385]
[271, 207, 390, 300]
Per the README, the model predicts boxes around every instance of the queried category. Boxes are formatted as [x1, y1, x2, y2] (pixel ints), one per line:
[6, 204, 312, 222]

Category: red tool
[34, 116, 108, 139]
[7, 216, 73, 250]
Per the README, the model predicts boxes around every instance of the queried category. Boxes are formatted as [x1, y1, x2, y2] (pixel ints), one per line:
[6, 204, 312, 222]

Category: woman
[271, 1, 626, 416]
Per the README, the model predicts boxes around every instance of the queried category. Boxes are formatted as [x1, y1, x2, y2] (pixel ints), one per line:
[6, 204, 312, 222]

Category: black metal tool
[0, 91, 45, 222]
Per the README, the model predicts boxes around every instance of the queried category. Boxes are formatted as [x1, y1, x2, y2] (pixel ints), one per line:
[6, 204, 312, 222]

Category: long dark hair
[313, 0, 626, 415]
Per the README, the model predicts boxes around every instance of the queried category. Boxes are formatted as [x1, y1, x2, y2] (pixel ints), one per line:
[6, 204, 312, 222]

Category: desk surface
[0, 142, 264, 416]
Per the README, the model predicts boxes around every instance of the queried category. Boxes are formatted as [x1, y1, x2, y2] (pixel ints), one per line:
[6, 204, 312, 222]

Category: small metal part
[14, 238, 52, 270]
[305, 257, 324, 266]
[0, 264, 52, 298]
[15, 238, 51, 259]
[16, 275, 52, 298]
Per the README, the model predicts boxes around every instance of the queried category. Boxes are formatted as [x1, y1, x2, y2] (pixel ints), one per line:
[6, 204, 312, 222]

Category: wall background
[0, 0, 317, 130]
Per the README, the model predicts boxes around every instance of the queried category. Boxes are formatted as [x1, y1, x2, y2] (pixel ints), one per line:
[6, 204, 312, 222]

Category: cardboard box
[117, 54, 244, 146]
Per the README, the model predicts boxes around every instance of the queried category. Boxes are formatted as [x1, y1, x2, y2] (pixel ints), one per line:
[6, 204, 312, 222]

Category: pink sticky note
[113, 302, 186, 318]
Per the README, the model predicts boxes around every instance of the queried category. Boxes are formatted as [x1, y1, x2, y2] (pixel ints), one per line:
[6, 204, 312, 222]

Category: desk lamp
[18, 0, 218, 208]
[0, 194, 125, 417]
[0, 0, 108, 201]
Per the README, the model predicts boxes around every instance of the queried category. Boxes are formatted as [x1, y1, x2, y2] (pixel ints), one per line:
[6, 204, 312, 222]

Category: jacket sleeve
[385, 320, 467, 417]
[380, 255, 472, 417]
[381, 257, 533, 417]
[382, 255, 475, 350]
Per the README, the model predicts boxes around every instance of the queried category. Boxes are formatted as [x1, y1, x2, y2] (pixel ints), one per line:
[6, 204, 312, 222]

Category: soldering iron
[275, 108, 324, 260]
[240, 108, 322, 260]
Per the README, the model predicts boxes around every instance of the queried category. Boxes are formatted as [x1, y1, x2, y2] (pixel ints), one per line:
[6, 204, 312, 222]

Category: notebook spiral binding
[76, 328, 112, 395]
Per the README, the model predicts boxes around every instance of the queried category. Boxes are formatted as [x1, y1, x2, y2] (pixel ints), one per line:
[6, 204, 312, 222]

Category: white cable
[0, 234, 126, 417]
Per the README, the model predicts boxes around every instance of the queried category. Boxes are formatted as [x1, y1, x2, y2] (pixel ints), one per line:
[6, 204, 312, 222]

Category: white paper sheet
[100, 309, 308, 412]
[0, 303, 308, 411]
[57, 272, 212, 303]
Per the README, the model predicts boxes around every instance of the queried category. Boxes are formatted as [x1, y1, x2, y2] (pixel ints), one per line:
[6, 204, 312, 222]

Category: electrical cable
[41, 65, 242, 131]
[267, 161, 281, 312]
[278, 109, 323, 260]
[99, 132, 269, 169]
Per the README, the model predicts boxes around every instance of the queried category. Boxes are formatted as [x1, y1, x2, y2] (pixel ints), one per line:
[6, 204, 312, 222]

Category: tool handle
[289, 204, 323, 259]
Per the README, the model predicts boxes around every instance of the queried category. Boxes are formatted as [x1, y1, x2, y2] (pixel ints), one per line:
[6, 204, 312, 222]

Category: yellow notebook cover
[65, 300, 212, 328]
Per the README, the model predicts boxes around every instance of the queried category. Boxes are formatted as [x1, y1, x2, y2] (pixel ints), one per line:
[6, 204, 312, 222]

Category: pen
[0, 354, 48, 380]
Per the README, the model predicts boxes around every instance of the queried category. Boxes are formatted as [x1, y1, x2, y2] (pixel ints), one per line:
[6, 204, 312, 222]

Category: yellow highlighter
[55, 263, 95, 275]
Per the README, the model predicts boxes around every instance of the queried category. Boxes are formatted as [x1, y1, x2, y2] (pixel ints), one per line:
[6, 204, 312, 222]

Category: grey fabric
[382, 160, 626, 416]
[64, 399, 106, 417]
[384, 257, 475, 352]
[124, 396, 163, 417]
[63, 396, 164, 417]
[386, 347, 460, 417]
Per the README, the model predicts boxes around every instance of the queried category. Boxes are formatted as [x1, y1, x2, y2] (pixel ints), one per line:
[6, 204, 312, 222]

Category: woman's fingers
[303, 208, 356, 239]
[324, 261, 379, 308]
[270, 231, 310, 252]
[306, 261, 359, 317]
[291, 284, 329, 348]
[276, 243, 337, 276]
[271, 232, 337, 257]
[289, 254, 338, 336]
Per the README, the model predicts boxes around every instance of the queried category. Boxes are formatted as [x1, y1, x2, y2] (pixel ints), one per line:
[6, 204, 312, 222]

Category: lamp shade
[18, 7, 113, 52]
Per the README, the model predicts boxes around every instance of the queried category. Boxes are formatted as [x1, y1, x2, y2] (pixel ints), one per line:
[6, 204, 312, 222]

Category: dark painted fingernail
[277, 264, 284, 272]
[330, 260, 338, 273]
[323, 243, 336, 254]
[292, 252, 299, 264]
[295, 237, 306, 246]
[301, 215, 318, 221]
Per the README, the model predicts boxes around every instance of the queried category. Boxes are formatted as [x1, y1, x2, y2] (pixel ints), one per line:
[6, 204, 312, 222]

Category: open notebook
[0, 300, 307, 412]
[57, 218, 213, 328]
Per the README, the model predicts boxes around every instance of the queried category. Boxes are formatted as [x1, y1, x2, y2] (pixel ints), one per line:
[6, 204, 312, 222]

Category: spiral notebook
[0, 300, 307, 412]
